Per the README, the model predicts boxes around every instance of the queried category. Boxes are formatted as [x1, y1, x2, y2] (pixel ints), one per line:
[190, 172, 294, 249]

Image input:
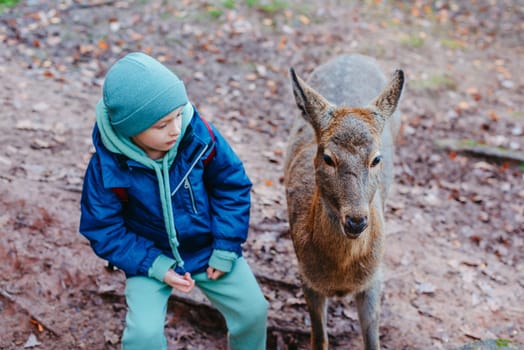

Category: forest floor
[0, 1, 523, 349]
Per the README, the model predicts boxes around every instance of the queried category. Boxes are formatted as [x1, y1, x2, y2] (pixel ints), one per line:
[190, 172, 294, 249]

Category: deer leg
[303, 285, 328, 350]
[355, 277, 381, 350]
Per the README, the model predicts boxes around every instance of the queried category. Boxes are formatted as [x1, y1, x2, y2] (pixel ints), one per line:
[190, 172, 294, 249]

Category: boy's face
[131, 106, 184, 160]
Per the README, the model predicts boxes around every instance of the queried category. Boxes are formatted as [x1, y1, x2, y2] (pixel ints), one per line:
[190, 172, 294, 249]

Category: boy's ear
[290, 68, 334, 132]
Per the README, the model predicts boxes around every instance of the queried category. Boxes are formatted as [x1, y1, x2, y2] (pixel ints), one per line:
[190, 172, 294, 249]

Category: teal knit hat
[103, 52, 188, 137]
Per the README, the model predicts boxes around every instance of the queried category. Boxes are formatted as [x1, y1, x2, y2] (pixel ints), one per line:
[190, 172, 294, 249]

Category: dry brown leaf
[467, 87, 482, 101]
[31, 139, 51, 149]
[245, 73, 257, 81]
[98, 38, 109, 51]
[298, 15, 310, 25]
[129, 31, 144, 41]
[79, 44, 95, 54]
[487, 110, 499, 121]
[43, 70, 54, 78]
[277, 36, 286, 50]
[16, 120, 36, 130]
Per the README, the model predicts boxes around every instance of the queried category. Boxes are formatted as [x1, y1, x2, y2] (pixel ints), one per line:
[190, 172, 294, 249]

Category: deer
[284, 54, 404, 350]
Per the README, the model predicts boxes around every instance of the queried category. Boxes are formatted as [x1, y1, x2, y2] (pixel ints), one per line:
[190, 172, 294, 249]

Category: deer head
[290, 68, 404, 238]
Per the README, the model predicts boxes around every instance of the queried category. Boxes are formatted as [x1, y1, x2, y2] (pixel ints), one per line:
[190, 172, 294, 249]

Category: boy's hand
[206, 266, 226, 280]
[163, 270, 195, 293]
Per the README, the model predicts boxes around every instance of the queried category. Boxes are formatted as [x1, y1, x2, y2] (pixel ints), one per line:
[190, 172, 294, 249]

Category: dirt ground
[0, 1, 523, 349]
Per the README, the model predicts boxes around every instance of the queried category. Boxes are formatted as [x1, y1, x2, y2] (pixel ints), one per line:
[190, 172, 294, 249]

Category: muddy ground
[0, 1, 523, 349]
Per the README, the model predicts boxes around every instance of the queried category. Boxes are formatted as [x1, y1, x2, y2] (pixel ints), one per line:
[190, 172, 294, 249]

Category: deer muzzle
[343, 215, 368, 238]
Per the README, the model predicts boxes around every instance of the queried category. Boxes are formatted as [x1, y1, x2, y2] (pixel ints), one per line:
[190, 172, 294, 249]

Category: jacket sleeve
[203, 125, 252, 256]
[79, 154, 172, 277]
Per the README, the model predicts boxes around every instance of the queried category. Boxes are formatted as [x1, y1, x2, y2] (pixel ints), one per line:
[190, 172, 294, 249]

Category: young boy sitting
[79, 52, 268, 350]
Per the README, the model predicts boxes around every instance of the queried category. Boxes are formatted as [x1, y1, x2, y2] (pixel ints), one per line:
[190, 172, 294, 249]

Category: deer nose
[344, 216, 368, 235]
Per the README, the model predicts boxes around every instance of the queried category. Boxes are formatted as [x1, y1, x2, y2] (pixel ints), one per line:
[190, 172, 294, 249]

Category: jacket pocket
[184, 178, 198, 214]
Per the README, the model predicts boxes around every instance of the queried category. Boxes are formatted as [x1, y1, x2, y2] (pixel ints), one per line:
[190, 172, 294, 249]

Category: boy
[79, 52, 268, 350]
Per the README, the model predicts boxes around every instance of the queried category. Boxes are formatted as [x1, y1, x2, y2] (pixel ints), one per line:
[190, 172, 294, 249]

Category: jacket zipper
[171, 144, 209, 196]
[184, 178, 198, 214]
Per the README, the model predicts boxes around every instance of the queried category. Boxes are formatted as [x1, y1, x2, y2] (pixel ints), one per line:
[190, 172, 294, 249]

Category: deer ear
[370, 69, 404, 124]
[290, 68, 334, 130]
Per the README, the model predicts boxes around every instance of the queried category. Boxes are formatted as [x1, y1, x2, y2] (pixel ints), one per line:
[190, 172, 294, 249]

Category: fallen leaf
[32, 102, 50, 112]
[469, 235, 482, 245]
[31, 139, 51, 149]
[0, 155, 12, 167]
[129, 31, 144, 41]
[255, 64, 267, 77]
[79, 44, 95, 54]
[487, 110, 499, 121]
[98, 38, 109, 51]
[415, 281, 436, 294]
[104, 330, 119, 345]
[24, 333, 41, 348]
[46, 36, 61, 46]
[16, 120, 37, 130]
[466, 87, 481, 101]
[266, 80, 277, 94]
[277, 35, 286, 50]
[0, 215, 9, 228]
[201, 43, 220, 53]
[456, 101, 469, 111]
[245, 73, 257, 81]
[298, 15, 310, 25]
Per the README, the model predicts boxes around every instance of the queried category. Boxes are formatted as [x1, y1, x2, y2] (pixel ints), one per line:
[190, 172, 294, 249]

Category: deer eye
[370, 155, 382, 168]
[323, 154, 335, 166]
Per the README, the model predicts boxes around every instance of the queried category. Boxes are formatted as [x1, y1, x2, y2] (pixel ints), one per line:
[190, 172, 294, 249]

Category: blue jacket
[79, 110, 252, 277]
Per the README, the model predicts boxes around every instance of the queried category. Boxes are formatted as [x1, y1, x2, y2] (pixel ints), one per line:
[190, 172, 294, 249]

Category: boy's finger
[183, 272, 194, 282]
[171, 276, 190, 286]
[207, 267, 217, 278]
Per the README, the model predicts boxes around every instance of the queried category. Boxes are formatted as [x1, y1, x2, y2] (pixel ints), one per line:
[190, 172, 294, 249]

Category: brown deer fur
[284, 54, 404, 350]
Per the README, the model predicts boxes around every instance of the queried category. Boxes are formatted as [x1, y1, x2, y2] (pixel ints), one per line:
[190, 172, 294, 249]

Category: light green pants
[121, 258, 268, 350]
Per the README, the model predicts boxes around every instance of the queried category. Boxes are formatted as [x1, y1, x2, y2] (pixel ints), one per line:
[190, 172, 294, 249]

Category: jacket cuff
[208, 249, 238, 273]
[148, 255, 177, 282]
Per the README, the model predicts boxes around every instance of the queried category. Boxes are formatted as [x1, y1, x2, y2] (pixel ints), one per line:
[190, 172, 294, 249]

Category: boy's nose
[170, 121, 180, 135]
